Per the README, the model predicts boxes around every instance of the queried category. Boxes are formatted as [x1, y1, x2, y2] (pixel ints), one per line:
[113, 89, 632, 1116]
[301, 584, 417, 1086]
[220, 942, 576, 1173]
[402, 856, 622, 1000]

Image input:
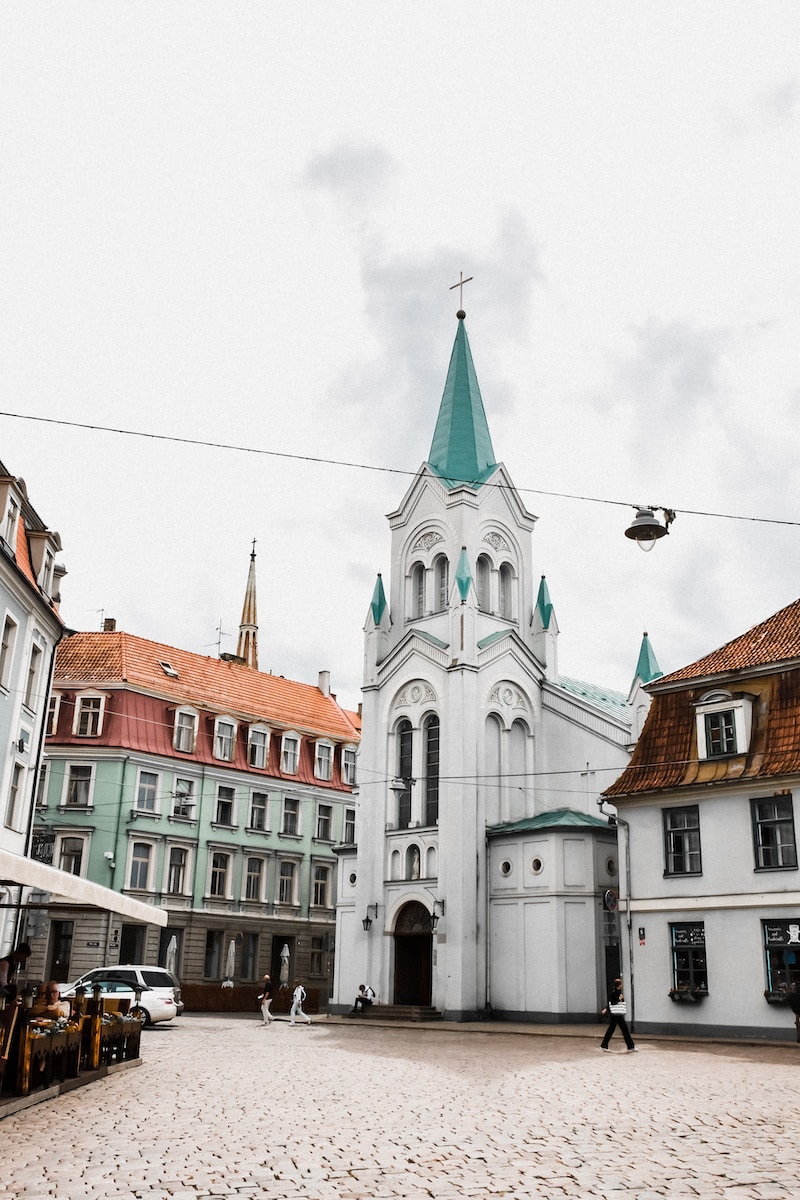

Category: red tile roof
[658, 596, 800, 685]
[55, 631, 360, 742]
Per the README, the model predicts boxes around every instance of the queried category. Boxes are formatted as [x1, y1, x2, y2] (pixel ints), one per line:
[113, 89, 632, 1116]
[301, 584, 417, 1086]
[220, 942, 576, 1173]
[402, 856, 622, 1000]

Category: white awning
[0, 849, 168, 927]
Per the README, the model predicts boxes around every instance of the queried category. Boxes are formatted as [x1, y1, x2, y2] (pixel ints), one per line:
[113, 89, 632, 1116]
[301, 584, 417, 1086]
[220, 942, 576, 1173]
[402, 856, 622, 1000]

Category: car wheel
[138, 1008, 152, 1027]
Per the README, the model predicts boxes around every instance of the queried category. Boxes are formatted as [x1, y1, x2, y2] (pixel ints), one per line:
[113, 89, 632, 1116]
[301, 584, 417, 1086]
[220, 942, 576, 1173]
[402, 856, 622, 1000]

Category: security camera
[103, 851, 114, 860]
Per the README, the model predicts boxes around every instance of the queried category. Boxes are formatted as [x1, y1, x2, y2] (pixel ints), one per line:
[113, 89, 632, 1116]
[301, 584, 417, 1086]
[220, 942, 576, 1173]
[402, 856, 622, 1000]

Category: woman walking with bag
[600, 977, 636, 1052]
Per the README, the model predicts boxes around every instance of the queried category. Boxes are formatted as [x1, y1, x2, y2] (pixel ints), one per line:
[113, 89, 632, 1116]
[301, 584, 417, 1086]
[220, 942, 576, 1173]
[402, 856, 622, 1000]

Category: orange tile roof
[658, 596, 800, 684]
[55, 631, 360, 742]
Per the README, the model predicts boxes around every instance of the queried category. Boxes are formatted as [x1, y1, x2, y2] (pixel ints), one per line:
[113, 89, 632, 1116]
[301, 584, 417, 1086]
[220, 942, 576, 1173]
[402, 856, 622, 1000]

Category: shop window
[763, 919, 800, 999]
[669, 922, 708, 998]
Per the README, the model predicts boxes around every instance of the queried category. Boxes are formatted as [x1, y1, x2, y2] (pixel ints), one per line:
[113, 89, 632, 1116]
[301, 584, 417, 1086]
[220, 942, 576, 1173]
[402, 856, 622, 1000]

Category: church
[332, 303, 659, 1021]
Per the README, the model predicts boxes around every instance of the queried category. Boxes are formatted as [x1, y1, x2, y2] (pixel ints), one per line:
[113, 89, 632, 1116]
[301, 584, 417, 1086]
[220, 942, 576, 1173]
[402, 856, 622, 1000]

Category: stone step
[359, 1004, 443, 1022]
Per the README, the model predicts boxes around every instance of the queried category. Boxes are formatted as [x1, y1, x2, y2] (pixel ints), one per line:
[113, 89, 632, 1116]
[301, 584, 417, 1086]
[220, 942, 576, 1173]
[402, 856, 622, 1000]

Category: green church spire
[428, 315, 498, 488]
[370, 574, 387, 626]
[535, 576, 554, 630]
[634, 632, 662, 684]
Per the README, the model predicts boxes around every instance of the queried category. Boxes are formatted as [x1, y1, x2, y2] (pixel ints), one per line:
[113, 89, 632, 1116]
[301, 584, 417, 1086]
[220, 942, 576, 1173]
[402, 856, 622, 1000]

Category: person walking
[289, 979, 311, 1025]
[600, 977, 636, 1052]
[258, 973, 274, 1025]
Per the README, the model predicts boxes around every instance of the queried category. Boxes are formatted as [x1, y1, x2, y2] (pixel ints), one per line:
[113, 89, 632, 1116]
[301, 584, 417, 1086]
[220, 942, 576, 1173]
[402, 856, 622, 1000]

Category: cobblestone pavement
[1, 1015, 799, 1200]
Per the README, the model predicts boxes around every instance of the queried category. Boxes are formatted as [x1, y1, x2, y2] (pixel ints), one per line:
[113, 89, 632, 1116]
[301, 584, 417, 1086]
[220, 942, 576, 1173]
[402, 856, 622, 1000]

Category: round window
[531, 857, 543, 874]
[606, 858, 617, 877]
[349, 872, 357, 886]
[500, 860, 512, 877]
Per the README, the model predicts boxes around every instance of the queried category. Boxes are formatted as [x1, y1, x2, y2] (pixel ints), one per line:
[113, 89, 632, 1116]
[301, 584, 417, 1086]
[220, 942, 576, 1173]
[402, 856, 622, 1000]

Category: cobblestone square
[1, 1016, 798, 1199]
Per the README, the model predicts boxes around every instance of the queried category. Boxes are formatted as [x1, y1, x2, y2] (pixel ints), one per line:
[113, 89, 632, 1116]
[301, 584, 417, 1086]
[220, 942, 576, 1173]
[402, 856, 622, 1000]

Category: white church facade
[332, 309, 658, 1021]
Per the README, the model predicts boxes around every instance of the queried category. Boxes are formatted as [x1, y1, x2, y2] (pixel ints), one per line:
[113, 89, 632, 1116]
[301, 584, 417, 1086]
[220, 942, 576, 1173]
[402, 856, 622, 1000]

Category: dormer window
[173, 708, 198, 754]
[281, 732, 300, 774]
[214, 717, 237, 762]
[315, 740, 333, 782]
[248, 725, 270, 769]
[342, 746, 357, 787]
[73, 692, 105, 737]
[695, 691, 753, 760]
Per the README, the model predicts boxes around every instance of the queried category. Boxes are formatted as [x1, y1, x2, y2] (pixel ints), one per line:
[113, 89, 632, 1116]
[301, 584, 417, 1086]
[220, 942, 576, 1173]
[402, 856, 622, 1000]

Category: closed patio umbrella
[221, 938, 236, 988]
[165, 935, 178, 977]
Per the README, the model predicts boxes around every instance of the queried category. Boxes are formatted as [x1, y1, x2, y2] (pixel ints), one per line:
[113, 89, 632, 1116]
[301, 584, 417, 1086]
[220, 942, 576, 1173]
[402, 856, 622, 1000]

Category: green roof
[488, 808, 612, 836]
[558, 676, 629, 718]
[428, 317, 497, 488]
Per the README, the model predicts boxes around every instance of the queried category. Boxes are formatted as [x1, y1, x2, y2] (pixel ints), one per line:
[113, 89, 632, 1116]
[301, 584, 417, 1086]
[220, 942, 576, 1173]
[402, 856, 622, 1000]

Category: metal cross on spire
[449, 270, 473, 313]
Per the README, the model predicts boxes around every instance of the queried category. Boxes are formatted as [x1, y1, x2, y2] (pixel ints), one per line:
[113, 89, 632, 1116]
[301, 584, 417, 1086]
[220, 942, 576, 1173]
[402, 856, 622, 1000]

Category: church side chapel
[333, 291, 660, 1021]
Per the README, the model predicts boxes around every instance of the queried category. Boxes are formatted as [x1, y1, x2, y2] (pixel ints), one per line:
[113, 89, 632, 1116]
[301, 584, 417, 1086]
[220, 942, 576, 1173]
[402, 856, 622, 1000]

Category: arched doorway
[393, 900, 432, 1005]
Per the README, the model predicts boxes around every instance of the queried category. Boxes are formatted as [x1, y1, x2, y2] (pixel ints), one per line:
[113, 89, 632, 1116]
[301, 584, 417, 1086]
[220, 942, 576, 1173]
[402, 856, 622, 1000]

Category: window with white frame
[312, 863, 331, 907]
[410, 562, 425, 619]
[64, 764, 93, 808]
[215, 785, 235, 826]
[663, 805, 702, 876]
[343, 807, 356, 844]
[244, 857, 264, 901]
[74, 694, 104, 737]
[316, 803, 332, 840]
[499, 562, 514, 620]
[476, 554, 491, 613]
[4, 495, 18, 548]
[342, 746, 357, 787]
[172, 777, 196, 819]
[281, 733, 300, 774]
[209, 852, 230, 897]
[167, 846, 188, 894]
[281, 796, 299, 836]
[249, 791, 268, 831]
[35, 763, 48, 808]
[40, 548, 55, 595]
[58, 836, 85, 876]
[5, 763, 23, 828]
[136, 770, 159, 812]
[277, 859, 297, 904]
[173, 708, 198, 753]
[751, 796, 798, 870]
[129, 842, 152, 890]
[24, 643, 43, 710]
[248, 726, 270, 769]
[315, 741, 333, 782]
[46, 694, 59, 736]
[695, 691, 753, 759]
[0, 615, 18, 690]
[214, 717, 237, 762]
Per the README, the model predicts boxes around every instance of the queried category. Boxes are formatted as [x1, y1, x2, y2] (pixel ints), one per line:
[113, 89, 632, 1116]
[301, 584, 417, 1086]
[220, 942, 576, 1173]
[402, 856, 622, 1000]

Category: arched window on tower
[423, 713, 440, 826]
[476, 554, 491, 613]
[410, 563, 425, 620]
[499, 562, 515, 621]
[434, 555, 449, 612]
[396, 719, 413, 829]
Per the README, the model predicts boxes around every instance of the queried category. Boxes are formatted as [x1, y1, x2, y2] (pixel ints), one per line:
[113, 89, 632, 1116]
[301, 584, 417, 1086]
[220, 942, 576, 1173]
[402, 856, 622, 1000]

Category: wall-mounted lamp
[430, 898, 445, 931]
[362, 903, 379, 932]
[624, 506, 676, 552]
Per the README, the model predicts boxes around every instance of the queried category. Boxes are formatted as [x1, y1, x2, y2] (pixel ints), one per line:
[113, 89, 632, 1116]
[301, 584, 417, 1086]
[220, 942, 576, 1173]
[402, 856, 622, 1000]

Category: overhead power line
[2, 409, 800, 529]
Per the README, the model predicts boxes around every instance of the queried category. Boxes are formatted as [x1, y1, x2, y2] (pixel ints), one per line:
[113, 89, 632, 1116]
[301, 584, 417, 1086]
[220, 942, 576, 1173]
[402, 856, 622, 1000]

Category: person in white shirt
[289, 980, 311, 1025]
[351, 983, 375, 1015]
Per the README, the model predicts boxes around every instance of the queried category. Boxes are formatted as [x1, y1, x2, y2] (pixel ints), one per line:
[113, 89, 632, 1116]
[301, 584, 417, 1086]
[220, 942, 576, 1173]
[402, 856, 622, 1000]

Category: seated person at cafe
[30, 981, 71, 1019]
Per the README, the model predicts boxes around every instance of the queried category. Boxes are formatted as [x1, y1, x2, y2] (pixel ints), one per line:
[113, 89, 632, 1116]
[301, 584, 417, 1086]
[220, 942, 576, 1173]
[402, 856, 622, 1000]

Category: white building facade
[333, 313, 648, 1021]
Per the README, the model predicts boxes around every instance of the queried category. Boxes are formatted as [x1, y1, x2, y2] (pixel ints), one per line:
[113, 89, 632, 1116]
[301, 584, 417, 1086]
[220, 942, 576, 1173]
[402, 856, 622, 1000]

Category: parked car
[62, 965, 182, 1025]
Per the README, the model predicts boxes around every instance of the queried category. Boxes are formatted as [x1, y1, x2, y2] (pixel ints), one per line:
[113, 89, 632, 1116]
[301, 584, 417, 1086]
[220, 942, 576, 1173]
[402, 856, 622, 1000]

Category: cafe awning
[0, 849, 168, 927]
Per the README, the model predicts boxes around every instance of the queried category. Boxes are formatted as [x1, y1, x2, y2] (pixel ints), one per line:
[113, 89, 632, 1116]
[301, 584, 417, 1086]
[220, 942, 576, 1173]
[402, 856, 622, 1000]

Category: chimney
[103, 618, 117, 632]
[318, 670, 331, 697]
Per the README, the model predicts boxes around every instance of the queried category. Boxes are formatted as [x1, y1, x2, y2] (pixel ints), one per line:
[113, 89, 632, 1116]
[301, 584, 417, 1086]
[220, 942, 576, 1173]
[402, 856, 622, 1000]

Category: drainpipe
[104, 755, 129, 962]
[598, 798, 634, 1028]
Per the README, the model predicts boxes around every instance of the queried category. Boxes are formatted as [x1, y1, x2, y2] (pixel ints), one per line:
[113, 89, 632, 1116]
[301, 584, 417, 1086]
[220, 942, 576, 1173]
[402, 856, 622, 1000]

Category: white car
[61, 974, 177, 1025]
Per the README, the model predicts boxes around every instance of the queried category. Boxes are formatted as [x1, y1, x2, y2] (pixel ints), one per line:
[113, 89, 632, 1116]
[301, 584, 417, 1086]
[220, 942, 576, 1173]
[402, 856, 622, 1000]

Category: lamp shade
[624, 507, 667, 550]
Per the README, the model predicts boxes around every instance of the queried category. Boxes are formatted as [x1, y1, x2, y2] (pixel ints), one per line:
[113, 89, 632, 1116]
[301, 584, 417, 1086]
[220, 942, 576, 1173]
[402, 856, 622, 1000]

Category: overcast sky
[2, 4, 799, 713]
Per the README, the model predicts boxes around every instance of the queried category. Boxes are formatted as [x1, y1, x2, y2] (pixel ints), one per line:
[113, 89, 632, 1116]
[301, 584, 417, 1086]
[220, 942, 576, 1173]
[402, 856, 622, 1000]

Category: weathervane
[449, 270, 473, 315]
